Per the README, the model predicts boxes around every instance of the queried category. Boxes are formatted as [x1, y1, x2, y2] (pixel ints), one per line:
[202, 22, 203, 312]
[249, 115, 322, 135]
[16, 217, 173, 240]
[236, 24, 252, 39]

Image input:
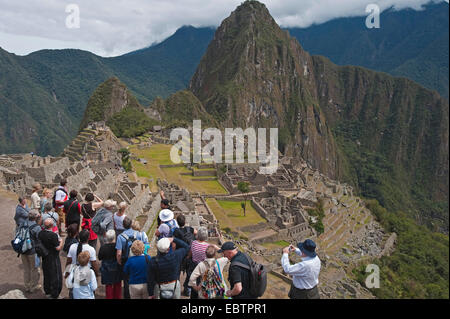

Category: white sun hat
[159, 209, 174, 222]
[157, 238, 171, 253]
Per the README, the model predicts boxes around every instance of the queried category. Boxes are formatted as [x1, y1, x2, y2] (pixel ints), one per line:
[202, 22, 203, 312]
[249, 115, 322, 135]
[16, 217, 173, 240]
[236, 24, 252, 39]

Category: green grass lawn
[262, 240, 290, 250]
[129, 143, 227, 194]
[162, 167, 227, 194]
[206, 199, 266, 233]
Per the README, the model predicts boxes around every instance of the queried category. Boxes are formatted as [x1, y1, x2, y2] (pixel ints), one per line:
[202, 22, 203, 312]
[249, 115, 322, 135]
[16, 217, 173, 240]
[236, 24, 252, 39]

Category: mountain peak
[222, 0, 278, 33]
[79, 77, 142, 131]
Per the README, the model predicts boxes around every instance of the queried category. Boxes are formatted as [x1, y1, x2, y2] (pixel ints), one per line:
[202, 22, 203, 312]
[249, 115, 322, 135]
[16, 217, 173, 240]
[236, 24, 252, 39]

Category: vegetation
[237, 181, 250, 217]
[352, 199, 449, 299]
[118, 148, 132, 172]
[107, 107, 158, 138]
[205, 199, 266, 234]
[306, 199, 325, 235]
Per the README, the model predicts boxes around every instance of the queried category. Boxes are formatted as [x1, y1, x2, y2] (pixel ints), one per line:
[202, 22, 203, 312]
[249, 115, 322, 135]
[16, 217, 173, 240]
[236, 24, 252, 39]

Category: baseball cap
[218, 241, 237, 253]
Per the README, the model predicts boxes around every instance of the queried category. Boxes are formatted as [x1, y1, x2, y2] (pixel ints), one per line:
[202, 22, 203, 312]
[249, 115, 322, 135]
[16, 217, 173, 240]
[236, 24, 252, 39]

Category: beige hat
[104, 199, 117, 208]
[157, 238, 171, 253]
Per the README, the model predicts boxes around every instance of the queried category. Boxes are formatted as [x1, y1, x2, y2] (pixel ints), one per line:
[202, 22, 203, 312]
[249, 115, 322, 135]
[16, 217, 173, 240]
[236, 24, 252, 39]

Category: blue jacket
[124, 255, 150, 284]
[14, 204, 30, 228]
[147, 238, 189, 296]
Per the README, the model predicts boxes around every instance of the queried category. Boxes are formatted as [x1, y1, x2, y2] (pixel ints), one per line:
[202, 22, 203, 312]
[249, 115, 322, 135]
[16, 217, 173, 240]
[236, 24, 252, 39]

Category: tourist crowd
[13, 181, 321, 299]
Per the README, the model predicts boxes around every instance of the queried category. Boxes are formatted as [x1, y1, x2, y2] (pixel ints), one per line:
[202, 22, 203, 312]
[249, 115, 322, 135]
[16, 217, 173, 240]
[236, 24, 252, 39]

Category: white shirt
[68, 243, 97, 268]
[30, 192, 41, 210]
[55, 187, 68, 208]
[281, 248, 321, 290]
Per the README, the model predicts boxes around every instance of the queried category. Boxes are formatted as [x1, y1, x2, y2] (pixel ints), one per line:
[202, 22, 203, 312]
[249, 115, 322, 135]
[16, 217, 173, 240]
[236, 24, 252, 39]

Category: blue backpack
[11, 224, 38, 256]
[165, 220, 179, 237]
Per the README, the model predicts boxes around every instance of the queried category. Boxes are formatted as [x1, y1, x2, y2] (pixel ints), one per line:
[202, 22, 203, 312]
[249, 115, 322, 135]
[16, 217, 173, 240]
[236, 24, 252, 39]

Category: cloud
[0, 0, 445, 57]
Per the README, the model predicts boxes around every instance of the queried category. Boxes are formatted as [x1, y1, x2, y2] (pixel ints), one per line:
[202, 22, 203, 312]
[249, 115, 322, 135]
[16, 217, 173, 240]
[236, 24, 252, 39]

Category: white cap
[157, 238, 171, 253]
[159, 209, 174, 222]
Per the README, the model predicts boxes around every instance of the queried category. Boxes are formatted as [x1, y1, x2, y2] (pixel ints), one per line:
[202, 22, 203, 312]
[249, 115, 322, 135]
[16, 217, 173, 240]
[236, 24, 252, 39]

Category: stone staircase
[62, 128, 98, 162]
[318, 193, 372, 255]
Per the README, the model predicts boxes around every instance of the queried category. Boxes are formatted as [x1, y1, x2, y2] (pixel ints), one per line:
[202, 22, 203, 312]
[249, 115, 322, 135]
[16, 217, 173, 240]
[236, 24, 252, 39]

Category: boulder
[0, 290, 26, 299]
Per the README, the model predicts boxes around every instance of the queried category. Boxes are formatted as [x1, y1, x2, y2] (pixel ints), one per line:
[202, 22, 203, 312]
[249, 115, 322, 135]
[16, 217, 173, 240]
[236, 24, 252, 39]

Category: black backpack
[179, 227, 195, 246]
[231, 253, 267, 298]
[35, 228, 49, 258]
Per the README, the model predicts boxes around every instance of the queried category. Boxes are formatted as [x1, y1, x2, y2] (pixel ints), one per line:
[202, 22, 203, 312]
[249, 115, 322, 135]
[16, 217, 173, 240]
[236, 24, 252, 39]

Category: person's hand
[160, 190, 165, 198]
[282, 247, 290, 254]
[194, 285, 201, 292]
[289, 245, 296, 252]
[226, 290, 232, 297]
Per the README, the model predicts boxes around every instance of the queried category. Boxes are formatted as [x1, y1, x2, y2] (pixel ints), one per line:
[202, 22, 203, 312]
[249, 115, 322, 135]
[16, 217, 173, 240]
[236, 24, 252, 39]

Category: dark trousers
[42, 253, 62, 299]
[187, 259, 199, 299]
[288, 285, 320, 299]
[88, 238, 97, 250]
[123, 274, 130, 299]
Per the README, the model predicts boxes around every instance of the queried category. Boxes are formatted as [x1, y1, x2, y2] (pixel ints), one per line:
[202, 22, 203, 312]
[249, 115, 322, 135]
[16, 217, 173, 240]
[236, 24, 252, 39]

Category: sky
[0, 0, 446, 57]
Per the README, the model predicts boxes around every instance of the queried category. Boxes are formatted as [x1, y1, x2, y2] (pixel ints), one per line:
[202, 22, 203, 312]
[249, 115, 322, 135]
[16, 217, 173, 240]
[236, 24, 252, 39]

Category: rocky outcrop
[0, 290, 26, 299]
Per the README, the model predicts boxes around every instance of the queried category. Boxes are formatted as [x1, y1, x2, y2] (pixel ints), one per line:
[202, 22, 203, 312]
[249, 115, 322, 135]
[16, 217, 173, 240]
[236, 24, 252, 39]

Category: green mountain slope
[80, 77, 159, 138]
[288, 2, 449, 99]
[0, 26, 214, 156]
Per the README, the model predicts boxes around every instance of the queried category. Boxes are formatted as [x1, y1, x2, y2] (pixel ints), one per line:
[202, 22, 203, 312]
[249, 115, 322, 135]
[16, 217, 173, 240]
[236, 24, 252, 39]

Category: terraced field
[129, 143, 227, 194]
[205, 199, 266, 236]
[317, 193, 373, 255]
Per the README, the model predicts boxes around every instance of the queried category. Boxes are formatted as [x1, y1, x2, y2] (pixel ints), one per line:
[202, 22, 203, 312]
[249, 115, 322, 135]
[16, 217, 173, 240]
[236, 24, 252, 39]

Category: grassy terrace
[205, 199, 266, 236]
[129, 143, 227, 194]
[261, 240, 290, 250]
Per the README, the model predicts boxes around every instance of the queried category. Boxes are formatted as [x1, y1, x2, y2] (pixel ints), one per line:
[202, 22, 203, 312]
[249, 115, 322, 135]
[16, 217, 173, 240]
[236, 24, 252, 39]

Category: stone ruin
[61, 122, 122, 164]
[157, 179, 223, 245]
[0, 125, 156, 222]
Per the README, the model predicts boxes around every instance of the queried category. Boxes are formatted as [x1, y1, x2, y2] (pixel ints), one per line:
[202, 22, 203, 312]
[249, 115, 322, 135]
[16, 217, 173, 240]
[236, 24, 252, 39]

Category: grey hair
[43, 218, 54, 229]
[105, 229, 116, 244]
[104, 200, 117, 208]
[197, 226, 208, 242]
[28, 210, 41, 222]
[44, 202, 53, 212]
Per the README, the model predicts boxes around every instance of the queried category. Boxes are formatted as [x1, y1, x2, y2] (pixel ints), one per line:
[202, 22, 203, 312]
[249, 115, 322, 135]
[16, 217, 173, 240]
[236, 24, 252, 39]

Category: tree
[118, 148, 132, 172]
[237, 181, 250, 217]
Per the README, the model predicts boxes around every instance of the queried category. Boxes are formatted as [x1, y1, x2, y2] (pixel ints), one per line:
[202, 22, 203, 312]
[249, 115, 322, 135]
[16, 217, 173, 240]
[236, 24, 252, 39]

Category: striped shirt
[190, 240, 210, 264]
